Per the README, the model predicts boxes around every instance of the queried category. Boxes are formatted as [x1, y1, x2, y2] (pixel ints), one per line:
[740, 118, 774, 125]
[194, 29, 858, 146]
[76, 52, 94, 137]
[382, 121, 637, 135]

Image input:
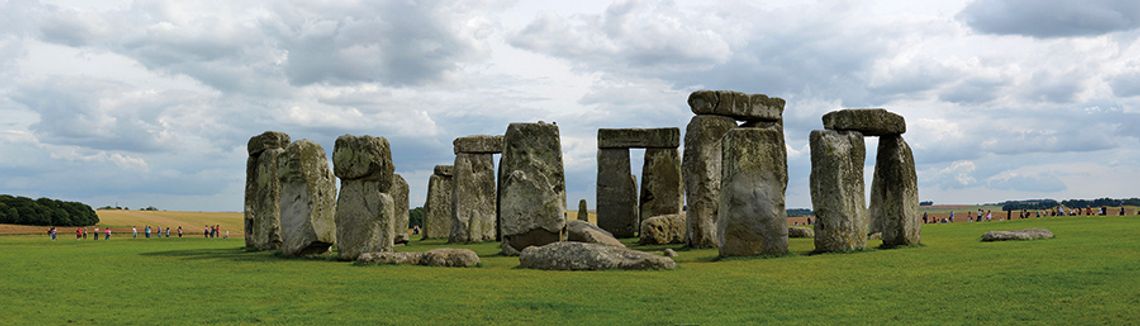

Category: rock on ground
[451, 152, 497, 243]
[423, 167, 454, 239]
[596, 148, 639, 238]
[639, 148, 683, 230]
[717, 127, 789, 257]
[499, 122, 567, 254]
[981, 229, 1054, 242]
[356, 248, 480, 267]
[809, 129, 868, 252]
[518, 242, 676, 271]
[597, 128, 680, 148]
[565, 220, 624, 247]
[688, 90, 785, 122]
[822, 108, 906, 136]
[392, 174, 410, 243]
[869, 135, 921, 247]
[278, 140, 338, 256]
[788, 227, 814, 238]
[683, 114, 737, 248]
[639, 213, 686, 245]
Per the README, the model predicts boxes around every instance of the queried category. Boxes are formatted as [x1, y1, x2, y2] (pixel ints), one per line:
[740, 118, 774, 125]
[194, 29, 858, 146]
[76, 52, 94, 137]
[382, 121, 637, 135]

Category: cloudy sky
[1, 0, 1139, 212]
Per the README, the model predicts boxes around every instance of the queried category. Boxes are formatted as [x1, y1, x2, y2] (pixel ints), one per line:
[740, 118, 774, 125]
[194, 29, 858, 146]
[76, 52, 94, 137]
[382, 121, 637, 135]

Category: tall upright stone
[451, 152, 497, 243]
[499, 122, 567, 254]
[245, 131, 290, 251]
[278, 140, 337, 256]
[422, 165, 454, 239]
[870, 135, 921, 247]
[682, 115, 737, 248]
[332, 135, 396, 260]
[577, 199, 589, 221]
[392, 174, 410, 243]
[597, 148, 638, 237]
[809, 130, 868, 252]
[717, 127, 788, 257]
[639, 147, 683, 229]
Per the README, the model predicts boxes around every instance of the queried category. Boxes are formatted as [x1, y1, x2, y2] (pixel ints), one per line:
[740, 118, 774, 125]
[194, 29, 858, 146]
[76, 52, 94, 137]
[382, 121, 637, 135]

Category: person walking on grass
[203, 225, 209, 238]
[93, 226, 100, 241]
[48, 227, 57, 241]
[104, 227, 111, 240]
[132, 226, 138, 239]
[177, 226, 183, 239]
[75, 227, 82, 240]
[144, 225, 151, 239]
[82, 227, 87, 240]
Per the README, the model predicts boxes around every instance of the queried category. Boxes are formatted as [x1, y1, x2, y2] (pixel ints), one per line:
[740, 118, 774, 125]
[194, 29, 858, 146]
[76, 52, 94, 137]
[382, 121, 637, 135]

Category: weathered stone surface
[518, 242, 676, 271]
[788, 227, 814, 238]
[245, 147, 284, 251]
[450, 153, 497, 243]
[597, 128, 681, 148]
[640, 148, 683, 229]
[453, 135, 503, 154]
[870, 135, 921, 247]
[683, 115, 737, 248]
[278, 140, 337, 256]
[392, 174, 410, 243]
[663, 248, 678, 258]
[422, 170, 454, 239]
[433, 165, 454, 177]
[981, 229, 1054, 242]
[822, 108, 906, 136]
[717, 127, 789, 257]
[597, 148, 639, 238]
[247, 131, 290, 155]
[356, 248, 480, 267]
[334, 189, 394, 261]
[688, 90, 785, 122]
[565, 220, 624, 247]
[639, 214, 686, 245]
[809, 129, 869, 252]
[577, 199, 589, 221]
[332, 135, 394, 189]
[500, 122, 567, 254]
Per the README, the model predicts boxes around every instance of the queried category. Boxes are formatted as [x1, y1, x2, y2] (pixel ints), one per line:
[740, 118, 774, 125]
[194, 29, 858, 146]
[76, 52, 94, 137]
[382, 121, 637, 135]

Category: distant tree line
[995, 198, 1140, 211]
[0, 195, 99, 226]
[786, 208, 813, 217]
[919, 201, 934, 206]
[409, 207, 425, 228]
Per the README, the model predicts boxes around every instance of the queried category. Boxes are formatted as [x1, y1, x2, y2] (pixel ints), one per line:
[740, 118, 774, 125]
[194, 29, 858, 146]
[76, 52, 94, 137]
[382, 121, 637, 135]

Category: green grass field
[1, 215, 1138, 324]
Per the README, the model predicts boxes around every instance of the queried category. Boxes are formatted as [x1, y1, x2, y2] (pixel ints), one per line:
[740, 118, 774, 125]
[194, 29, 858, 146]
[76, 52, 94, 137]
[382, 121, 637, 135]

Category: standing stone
[577, 199, 589, 221]
[682, 115, 737, 248]
[597, 148, 639, 238]
[392, 174, 410, 243]
[717, 127, 788, 257]
[639, 148, 683, 230]
[332, 135, 396, 260]
[809, 130, 868, 252]
[245, 131, 290, 251]
[422, 165, 454, 239]
[278, 140, 337, 256]
[451, 153, 496, 243]
[499, 122, 567, 254]
[870, 135, 921, 247]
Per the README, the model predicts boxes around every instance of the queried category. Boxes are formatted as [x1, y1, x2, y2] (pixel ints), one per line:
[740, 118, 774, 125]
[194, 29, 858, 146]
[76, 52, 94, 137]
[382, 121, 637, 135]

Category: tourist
[177, 226, 183, 238]
[922, 212, 928, 224]
[145, 225, 151, 239]
[165, 227, 171, 238]
[949, 211, 954, 223]
[93, 226, 100, 240]
[1120, 207, 1126, 216]
[224, 230, 229, 239]
[132, 226, 138, 239]
[82, 227, 87, 240]
[203, 225, 209, 238]
[104, 227, 111, 240]
[48, 227, 57, 240]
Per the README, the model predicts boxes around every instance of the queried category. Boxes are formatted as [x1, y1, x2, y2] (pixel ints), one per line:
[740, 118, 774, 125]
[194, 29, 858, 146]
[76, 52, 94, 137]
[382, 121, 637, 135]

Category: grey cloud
[11, 78, 169, 152]
[986, 173, 1066, 193]
[939, 77, 1005, 104]
[1110, 72, 1140, 97]
[958, 0, 1140, 38]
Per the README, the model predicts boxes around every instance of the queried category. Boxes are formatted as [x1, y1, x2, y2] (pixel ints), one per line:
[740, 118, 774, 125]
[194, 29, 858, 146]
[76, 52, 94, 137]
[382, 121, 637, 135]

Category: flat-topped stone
[822, 108, 906, 136]
[519, 242, 676, 271]
[453, 135, 503, 154]
[433, 165, 454, 176]
[247, 131, 291, 155]
[688, 90, 785, 122]
[356, 248, 480, 267]
[597, 128, 680, 149]
[981, 228, 1053, 242]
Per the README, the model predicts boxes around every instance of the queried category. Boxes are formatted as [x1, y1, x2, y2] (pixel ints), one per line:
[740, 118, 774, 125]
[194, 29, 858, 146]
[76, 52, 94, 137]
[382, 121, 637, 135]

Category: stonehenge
[332, 135, 396, 260]
[422, 165, 454, 239]
[639, 213, 685, 245]
[518, 242, 677, 271]
[244, 131, 289, 251]
[577, 199, 589, 221]
[278, 140, 338, 256]
[682, 108, 741, 248]
[717, 127, 789, 257]
[596, 128, 681, 238]
[392, 174, 410, 244]
[810, 108, 921, 250]
[450, 135, 502, 243]
[980, 228, 1054, 242]
[499, 122, 567, 254]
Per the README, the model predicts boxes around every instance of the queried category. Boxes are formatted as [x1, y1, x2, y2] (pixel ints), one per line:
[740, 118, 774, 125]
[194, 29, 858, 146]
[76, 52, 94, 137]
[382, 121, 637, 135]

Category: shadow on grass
[139, 247, 282, 262]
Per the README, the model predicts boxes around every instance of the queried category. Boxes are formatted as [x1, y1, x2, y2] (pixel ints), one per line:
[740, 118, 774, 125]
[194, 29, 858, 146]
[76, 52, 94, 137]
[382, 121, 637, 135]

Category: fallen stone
[717, 127, 789, 257]
[596, 148, 639, 238]
[597, 128, 681, 149]
[682, 115, 737, 248]
[981, 229, 1054, 242]
[278, 140, 338, 256]
[499, 122, 567, 254]
[688, 90, 785, 122]
[788, 227, 814, 238]
[809, 129, 869, 252]
[822, 108, 906, 136]
[247, 131, 291, 156]
[423, 167, 454, 239]
[392, 174, 410, 244]
[663, 248, 678, 258]
[332, 135, 394, 190]
[869, 135, 921, 247]
[565, 220, 624, 247]
[453, 135, 503, 154]
[639, 148, 683, 229]
[639, 213, 686, 245]
[451, 153, 497, 243]
[356, 248, 480, 267]
[245, 143, 285, 251]
[519, 242, 676, 271]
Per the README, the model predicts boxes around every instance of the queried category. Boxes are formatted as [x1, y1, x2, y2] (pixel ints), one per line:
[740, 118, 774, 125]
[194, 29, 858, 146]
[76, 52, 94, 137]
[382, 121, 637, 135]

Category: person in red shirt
[76, 227, 82, 240]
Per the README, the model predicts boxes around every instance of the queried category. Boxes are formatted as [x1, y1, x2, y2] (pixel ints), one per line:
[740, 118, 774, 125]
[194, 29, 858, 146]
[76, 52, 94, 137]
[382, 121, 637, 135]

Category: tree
[408, 207, 425, 228]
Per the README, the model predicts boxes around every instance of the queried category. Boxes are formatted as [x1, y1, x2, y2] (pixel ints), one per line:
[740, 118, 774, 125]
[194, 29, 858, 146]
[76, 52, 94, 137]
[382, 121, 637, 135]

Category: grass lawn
[1, 215, 1137, 324]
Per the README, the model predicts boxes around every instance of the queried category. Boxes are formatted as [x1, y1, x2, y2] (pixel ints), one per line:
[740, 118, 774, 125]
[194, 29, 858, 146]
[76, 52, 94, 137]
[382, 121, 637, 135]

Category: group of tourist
[132, 225, 182, 239]
[45, 224, 230, 240]
[44, 226, 114, 240]
[921, 206, 1130, 224]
